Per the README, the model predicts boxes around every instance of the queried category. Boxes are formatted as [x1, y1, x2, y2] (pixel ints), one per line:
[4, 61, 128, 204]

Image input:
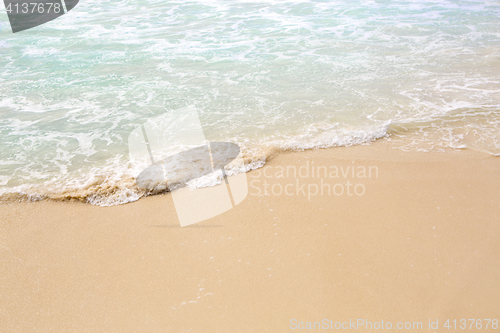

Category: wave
[2, 107, 499, 206]
[0, 122, 389, 206]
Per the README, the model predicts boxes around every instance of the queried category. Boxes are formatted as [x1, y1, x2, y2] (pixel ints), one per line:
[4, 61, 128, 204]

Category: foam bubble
[1, 0, 500, 205]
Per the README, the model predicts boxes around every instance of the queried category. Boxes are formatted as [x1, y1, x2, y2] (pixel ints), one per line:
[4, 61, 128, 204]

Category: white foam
[1, 0, 500, 205]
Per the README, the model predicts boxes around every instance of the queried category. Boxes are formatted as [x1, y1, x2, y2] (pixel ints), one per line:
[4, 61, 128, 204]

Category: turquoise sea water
[1, 0, 499, 205]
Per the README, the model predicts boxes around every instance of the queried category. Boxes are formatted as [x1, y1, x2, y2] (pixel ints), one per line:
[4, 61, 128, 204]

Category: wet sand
[1, 139, 499, 332]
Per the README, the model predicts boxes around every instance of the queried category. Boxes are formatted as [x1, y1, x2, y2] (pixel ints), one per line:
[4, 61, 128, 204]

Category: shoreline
[2, 116, 500, 206]
[1, 138, 499, 332]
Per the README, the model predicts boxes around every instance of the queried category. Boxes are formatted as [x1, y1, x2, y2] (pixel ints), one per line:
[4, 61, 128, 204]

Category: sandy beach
[1, 138, 499, 332]
[2, 1, 500, 331]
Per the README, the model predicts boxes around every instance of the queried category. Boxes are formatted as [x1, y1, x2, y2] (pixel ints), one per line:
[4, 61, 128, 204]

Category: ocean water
[0, 0, 499, 205]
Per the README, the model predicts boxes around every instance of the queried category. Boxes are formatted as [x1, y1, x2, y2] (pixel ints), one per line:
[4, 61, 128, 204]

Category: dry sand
[1, 139, 499, 332]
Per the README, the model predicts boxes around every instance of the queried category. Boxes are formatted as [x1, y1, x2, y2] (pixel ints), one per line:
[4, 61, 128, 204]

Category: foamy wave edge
[0, 123, 391, 206]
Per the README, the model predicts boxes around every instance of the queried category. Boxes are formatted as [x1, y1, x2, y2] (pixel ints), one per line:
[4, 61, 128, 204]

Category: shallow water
[1, 0, 499, 205]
